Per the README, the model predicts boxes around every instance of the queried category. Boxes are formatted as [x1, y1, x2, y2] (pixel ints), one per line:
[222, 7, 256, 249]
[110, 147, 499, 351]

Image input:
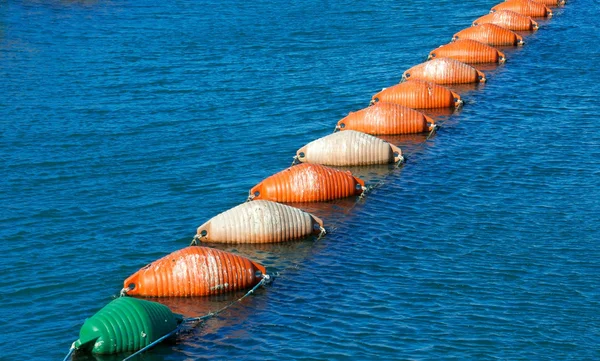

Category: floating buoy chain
[65, 1, 569, 359]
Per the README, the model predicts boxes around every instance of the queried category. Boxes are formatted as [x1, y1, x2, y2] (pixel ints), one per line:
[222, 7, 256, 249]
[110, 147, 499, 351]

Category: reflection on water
[446, 82, 487, 96]
[378, 133, 429, 146]
[421, 106, 462, 121]
[330, 163, 398, 182]
[144, 287, 268, 321]
[472, 62, 504, 73]
[287, 196, 363, 225]
[205, 239, 320, 272]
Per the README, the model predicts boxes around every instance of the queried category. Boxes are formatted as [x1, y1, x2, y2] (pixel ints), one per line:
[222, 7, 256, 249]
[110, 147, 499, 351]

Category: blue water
[1, 0, 599, 360]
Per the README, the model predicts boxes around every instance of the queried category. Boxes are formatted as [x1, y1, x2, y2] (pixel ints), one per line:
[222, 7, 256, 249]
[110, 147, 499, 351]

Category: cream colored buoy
[194, 200, 324, 244]
[296, 130, 403, 166]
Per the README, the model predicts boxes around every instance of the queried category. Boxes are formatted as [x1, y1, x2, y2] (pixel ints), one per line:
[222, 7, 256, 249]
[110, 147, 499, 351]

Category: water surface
[1, 0, 599, 360]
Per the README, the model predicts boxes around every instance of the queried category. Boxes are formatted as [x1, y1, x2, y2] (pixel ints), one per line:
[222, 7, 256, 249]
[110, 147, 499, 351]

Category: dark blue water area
[1, 0, 599, 360]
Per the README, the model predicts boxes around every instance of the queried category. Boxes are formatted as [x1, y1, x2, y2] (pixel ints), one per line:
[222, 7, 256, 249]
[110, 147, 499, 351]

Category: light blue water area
[1, 0, 599, 360]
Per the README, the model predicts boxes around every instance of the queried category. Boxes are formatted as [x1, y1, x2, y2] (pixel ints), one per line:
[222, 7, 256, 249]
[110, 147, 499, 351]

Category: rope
[396, 154, 406, 166]
[119, 286, 130, 297]
[120, 275, 272, 361]
[317, 226, 327, 240]
[359, 185, 369, 200]
[62, 343, 75, 361]
[425, 125, 438, 141]
[290, 155, 299, 167]
[121, 325, 182, 361]
[190, 234, 201, 246]
[183, 274, 271, 325]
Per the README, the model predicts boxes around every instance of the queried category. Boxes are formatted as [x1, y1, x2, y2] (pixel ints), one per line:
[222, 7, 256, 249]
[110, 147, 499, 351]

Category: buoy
[371, 80, 462, 109]
[336, 102, 436, 135]
[402, 57, 486, 84]
[249, 163, 365, 202]
[491, 0, 553, 18]
[453, 23, 524, 46]
[73, 297, 182, 354]
[195, 200, 324, 244]
[428, 39, 506, 64]
[295, 130, 403, 166]
[473, 10, 539, 31]
[122, 246, 266, 297]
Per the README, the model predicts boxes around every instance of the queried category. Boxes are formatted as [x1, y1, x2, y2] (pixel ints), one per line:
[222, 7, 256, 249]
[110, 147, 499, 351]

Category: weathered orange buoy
[195, 200, 324, 244]
[492, 0, 552, 18]
[336, 102, 435, 135]
[473, 10, 539, 31]
[428, 40, 506, 64]
[371, 80, 462, 109]
[403, 58, 486, 85]
[123, 246, 266, 297]
[453, 23, 524, 46]
[295, 130, 403, 166]
[249, 163, 365, 203]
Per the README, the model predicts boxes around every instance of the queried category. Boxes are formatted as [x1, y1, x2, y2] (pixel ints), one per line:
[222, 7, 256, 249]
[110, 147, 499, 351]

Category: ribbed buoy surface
[473, 10, 539, 31]
[492, 0, 552, 18]
[249, 163, 365, 202]
[123, 246, 266, 297]
[371, 80, 462, 109]
[429, 39, 506, 64]
[531, 0, 565, 6]
[453, 23, 524, 46]
[337, 102, 435, 135]
[402, 57, 486, 84]
[196, 200, 324, 244]
[74, 297, 181, 354]
[296, 130, 403, 166]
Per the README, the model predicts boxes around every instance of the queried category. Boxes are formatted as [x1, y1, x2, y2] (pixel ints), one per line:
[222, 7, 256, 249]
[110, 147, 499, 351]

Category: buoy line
[63, 0, 567, 359]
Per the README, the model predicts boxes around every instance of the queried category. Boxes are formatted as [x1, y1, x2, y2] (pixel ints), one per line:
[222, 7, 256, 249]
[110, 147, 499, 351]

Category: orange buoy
[403, 58, 486, 84]
[123, 246, 266, 297]
[249, 163, 365, 203]
[473, 10, 539, 31]
[295, 130, 403, 166]
[453, 23, 524, 46]
[371, 80, 462, 109]
[428, 40, 506, 64]
[195, 200, 324, 244]
[336, 102, 435, 135]
[491, 0, 552, 18]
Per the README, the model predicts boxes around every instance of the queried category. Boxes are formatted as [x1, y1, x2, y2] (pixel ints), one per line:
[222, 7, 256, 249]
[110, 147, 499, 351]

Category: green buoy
[74, 297, 183, 354]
